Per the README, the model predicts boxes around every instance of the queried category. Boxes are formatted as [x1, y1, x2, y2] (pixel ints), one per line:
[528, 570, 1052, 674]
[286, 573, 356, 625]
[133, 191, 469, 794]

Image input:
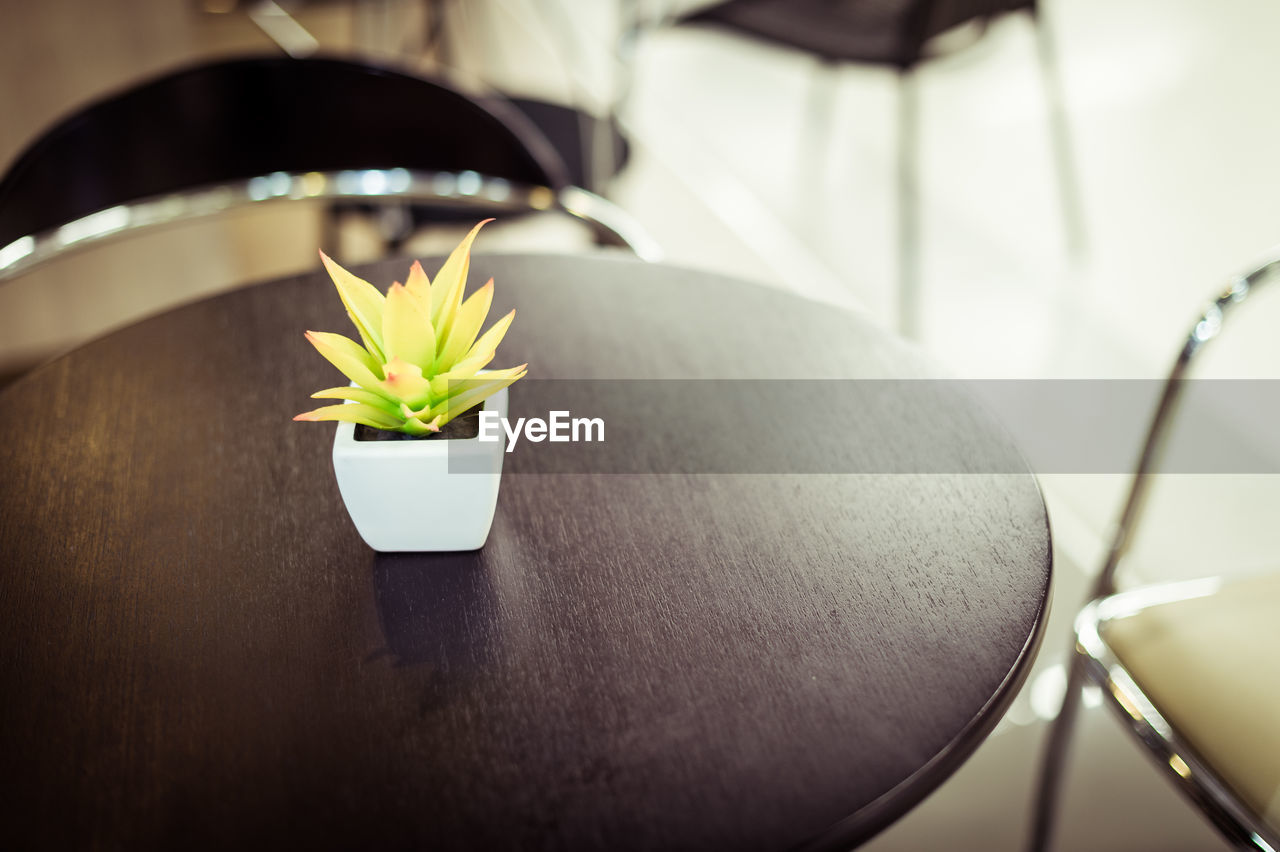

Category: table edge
[796, 494, 1055, 851]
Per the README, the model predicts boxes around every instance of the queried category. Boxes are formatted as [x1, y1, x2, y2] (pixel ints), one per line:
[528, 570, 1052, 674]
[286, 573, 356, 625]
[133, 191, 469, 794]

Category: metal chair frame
[0, 54, 662, 283]
[0, 167, 660, 282]
[1027, 255, 1280, 852]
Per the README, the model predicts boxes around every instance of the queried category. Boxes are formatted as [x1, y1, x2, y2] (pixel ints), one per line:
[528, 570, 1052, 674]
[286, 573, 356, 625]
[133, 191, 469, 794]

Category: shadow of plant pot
[372, 551, 498, 670]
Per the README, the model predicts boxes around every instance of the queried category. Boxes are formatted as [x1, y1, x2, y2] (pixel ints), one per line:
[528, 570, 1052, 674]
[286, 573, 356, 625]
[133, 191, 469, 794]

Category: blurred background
[3, 0, 1279, 848]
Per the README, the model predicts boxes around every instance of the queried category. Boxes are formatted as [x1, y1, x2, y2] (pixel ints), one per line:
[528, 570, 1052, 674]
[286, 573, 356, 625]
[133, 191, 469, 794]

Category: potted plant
[294, 220, 526, 551]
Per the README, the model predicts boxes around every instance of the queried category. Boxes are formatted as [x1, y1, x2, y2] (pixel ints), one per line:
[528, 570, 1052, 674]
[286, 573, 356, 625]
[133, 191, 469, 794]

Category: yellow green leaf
[311, 386, 399, 413]
[427, 367, 526, 425]
[404, 259, 431, 308]
[428, 349, 493, 398]
[293, 402, 401, 430]
[435, 364, 527, 401]
[304, 331, 384, 389]
[462, 309, 516, 364]
[399, 411, 443, 436]
[297, 222, 526, 435]
[320, 251, 387, 362]
[436, 278, 493, 371]
[382, 282, 436, 371]
[430, 219, 490, 333]
[379, 356, 432, 409]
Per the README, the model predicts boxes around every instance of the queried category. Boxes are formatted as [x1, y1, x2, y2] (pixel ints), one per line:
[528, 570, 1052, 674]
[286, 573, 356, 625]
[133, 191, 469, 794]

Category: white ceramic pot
[331, 387, 508, 552]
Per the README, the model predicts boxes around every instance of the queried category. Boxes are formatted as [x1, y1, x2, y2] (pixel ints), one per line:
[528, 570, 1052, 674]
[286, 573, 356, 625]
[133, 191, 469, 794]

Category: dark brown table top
[0, 252, 1051, 851]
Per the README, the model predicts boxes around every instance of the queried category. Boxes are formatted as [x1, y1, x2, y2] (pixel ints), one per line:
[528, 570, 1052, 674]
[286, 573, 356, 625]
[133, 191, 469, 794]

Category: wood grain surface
[0, 253, 1051, 850]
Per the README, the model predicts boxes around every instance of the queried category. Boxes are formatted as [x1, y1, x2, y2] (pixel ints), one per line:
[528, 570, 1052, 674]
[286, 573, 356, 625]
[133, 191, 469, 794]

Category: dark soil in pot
[354, 408, 482, 442]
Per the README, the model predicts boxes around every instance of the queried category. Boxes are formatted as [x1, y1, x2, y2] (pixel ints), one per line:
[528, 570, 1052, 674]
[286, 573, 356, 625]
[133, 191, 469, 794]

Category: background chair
[237, 0, 635, 196]
[0, 54, 658, 281]
[1027, 255, 1280, 851]
[679, 0, 1081, 337]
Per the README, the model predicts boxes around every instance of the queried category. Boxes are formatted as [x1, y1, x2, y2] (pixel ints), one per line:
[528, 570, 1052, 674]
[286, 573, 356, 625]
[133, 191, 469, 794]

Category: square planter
[331, 387, 509, 552]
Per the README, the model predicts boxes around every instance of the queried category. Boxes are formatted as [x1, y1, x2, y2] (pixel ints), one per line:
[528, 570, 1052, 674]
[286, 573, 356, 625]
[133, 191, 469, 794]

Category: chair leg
[1027, 654, 1089, 852]
[585, 0, 644, 194]
[1030, 5, 1085, 259]
[801, 58, 839, 204]
[897, 68, 921, 338]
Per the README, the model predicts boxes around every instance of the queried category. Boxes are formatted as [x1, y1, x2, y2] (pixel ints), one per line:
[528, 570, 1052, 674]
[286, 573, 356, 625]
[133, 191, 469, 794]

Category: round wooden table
[0, 253, 1051, 850]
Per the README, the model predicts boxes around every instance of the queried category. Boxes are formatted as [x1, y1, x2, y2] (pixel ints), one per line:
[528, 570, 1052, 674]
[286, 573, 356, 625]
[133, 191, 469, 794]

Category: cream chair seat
[1092, 573, 1280, 839]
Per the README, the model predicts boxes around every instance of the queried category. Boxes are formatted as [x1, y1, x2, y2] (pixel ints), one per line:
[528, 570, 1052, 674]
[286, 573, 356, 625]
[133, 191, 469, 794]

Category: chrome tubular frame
[1027, 253, 1280, 852]
[0, 168, 662, 282]
[1077, 582, 1280, 852]
[1090, 256, 1280, 601]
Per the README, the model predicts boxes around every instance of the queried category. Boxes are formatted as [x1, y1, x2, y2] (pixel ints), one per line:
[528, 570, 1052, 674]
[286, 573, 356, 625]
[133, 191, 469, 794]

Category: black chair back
[0, 55, 571, 247]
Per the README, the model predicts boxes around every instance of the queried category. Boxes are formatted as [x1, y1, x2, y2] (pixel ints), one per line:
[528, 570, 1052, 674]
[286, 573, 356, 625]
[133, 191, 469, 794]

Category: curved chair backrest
[0, 55, 572, 249]
[1090, 254, 1280, 601]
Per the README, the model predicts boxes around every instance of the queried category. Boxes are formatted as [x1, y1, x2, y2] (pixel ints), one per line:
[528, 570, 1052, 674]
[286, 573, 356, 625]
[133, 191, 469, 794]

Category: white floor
[4, 1, 1280, 848]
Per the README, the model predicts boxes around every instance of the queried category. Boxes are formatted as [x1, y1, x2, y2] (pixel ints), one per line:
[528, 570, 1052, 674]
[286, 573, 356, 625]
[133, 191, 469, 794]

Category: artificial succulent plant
[294, 220, 526, 436]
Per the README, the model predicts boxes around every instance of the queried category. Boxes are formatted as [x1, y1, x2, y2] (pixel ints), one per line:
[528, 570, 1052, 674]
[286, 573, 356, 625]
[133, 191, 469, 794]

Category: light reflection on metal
[300, 172, 326, 197]
[0, 169, 658, 282]
[205, 187, 235, 212]
[1106, 674, 1147, 725]
[56, 206, 129, 246]
[432, 172, 456, 196]
[1095, 577, 1223, 621]
[387, 168, 411, 193]
[360, 170, 389, 195]
[485, 179, 511, 202]
[336, 171, 360, 194]
[0, 236, 34, 270]
[266, 171, 290, 197]
[1228, 274, 1250, 302]
[559, 185, 663, 261]
[1078, 602, 1173, 738]
[137, 197, 185, 222]
[247, 176, 271, 201]
[1193, 304, 1223, 343]
[456, 170, 482, 196]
